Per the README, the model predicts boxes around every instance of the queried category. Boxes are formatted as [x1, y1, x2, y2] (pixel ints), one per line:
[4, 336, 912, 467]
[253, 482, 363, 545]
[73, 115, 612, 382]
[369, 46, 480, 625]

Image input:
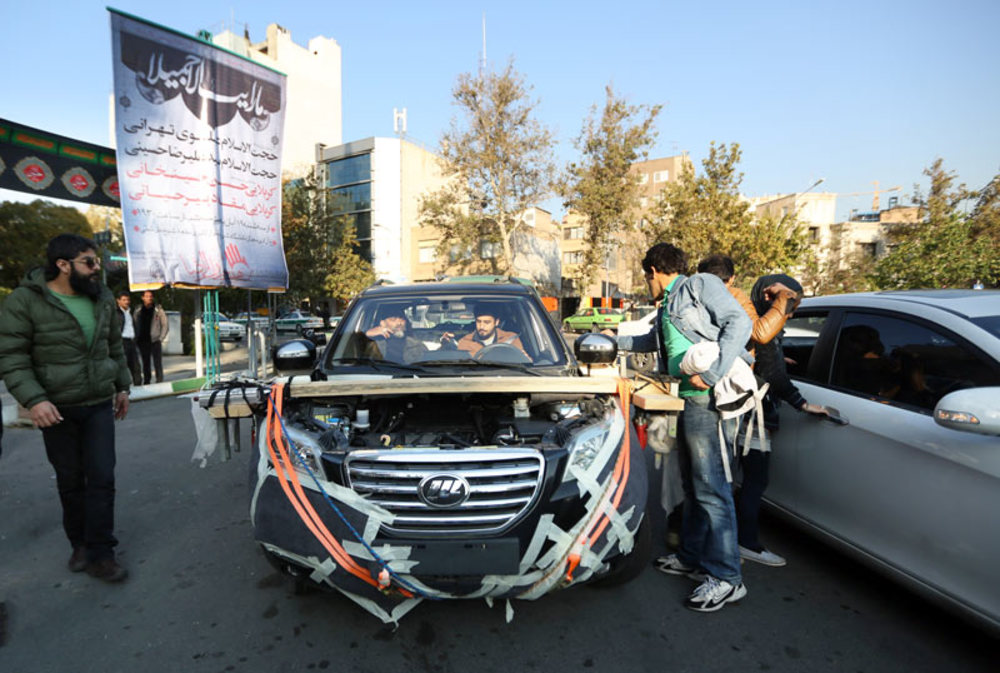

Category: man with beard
[133, 290, 168, 384]
[442, 304, 527, 357]
[363, 310, 428, 363]
[116, 291, 142, 386]
[0, 234, 132, 582]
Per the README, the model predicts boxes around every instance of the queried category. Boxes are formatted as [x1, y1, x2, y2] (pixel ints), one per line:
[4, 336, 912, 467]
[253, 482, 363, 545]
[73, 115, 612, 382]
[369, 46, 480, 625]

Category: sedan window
[783, 313, 829, 382]
[831, 312, 1000, 412]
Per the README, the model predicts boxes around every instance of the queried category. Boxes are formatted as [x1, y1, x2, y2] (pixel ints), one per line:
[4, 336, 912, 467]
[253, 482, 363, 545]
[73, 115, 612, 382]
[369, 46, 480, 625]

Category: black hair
[641, 243, 687, 275]
[116, 290, 131, 299]
[45, 233, 97, 281]
[697, 254, 735, 282]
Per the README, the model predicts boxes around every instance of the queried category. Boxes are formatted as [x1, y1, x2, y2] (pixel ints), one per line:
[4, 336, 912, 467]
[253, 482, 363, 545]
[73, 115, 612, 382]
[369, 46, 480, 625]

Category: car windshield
[322, 291, 570, 374]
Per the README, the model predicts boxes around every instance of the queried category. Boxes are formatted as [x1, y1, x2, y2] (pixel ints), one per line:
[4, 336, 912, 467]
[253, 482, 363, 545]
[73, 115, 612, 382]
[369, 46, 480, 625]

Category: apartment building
[212, 24, 342, 176]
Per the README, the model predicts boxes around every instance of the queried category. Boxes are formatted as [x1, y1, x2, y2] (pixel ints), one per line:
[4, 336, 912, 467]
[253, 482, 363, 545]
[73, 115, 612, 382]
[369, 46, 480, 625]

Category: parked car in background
[562, 307, 626, 333]
[234, 311, 269, 329]
[274, 310, 324, 334]
[201, 312, 244, 342]
[766, 290, 1000, 633]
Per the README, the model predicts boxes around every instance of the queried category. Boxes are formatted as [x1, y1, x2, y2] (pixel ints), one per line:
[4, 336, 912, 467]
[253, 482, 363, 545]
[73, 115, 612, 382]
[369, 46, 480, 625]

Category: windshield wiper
[328, 357, 429, 374]
[416, 359, 541, 376]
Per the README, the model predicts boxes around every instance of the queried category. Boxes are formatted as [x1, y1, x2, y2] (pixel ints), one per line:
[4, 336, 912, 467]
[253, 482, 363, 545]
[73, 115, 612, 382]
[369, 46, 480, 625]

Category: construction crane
[840, 181, 902, 212]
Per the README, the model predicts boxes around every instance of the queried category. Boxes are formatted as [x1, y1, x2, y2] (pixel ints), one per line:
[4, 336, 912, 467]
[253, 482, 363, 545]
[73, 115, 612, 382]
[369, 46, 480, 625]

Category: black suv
[253, 280, 649, 622]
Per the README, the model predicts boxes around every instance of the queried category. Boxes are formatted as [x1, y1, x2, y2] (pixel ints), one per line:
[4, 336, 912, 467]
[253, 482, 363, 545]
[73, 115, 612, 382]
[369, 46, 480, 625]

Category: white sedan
[767, 290, 1000, 633]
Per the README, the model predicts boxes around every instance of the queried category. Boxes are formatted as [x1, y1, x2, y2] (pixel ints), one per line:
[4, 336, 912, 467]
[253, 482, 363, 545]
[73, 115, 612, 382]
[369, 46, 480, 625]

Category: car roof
[360, 281, 534, 297]
[802, 290, 1000, 320]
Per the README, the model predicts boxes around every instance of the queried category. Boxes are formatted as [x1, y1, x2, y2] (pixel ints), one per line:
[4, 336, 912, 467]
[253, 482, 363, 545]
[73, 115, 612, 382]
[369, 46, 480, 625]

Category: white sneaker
[654, 554, 706, 581]
[684, 576, 747, 612]
[739, 545, 787, 567]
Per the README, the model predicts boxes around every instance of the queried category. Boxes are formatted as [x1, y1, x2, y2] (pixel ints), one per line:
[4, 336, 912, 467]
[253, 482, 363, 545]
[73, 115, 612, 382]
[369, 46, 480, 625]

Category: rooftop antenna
[480, 13, 487, 73]
[393, 108, 407, 139]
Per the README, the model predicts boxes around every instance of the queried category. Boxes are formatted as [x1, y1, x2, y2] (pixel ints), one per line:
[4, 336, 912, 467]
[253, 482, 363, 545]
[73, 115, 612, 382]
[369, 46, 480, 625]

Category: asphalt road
[0, 396, 996, 673]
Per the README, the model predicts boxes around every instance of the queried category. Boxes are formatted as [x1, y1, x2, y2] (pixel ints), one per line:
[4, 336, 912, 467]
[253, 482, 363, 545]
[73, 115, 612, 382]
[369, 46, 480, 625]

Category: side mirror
[273, 339, 317, 374]
[934, 387, 1000, 436]
[574, 332, 618, 365]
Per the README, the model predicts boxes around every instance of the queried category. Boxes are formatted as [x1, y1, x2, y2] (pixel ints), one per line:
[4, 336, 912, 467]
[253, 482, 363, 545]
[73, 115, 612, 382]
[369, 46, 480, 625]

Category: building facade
[212, 24, 342, 177]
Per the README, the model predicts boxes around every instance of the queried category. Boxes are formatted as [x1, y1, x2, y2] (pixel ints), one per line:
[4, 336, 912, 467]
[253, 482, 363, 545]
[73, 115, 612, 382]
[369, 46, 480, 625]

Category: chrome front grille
[345, 448, 544, 536]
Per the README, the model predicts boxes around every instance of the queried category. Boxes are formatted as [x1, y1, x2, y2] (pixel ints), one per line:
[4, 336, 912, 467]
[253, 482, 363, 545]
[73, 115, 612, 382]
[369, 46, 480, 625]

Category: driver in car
[441, 305, 527, 357]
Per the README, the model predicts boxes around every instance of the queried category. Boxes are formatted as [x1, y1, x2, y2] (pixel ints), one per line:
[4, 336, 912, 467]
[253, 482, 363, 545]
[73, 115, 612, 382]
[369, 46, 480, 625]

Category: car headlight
[560, 407, 625, 484]
[282, 424, 324, 475]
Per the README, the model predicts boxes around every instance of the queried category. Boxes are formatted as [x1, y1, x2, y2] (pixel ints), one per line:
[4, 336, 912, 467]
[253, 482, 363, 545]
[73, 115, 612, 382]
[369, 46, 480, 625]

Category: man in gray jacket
[617, 243, 751, 612]
[133, 290, 168, 384]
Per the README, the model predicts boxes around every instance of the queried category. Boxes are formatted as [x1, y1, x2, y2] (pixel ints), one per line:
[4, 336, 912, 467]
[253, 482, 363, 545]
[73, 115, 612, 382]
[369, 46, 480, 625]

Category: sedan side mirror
[934, 387, 1000, 436]
[574, 332, 618, 365]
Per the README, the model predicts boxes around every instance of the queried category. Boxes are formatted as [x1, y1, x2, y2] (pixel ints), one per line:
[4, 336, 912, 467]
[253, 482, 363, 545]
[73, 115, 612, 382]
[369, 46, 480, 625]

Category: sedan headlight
[282, 424, 324, 475]
[560, 407, 625, 484]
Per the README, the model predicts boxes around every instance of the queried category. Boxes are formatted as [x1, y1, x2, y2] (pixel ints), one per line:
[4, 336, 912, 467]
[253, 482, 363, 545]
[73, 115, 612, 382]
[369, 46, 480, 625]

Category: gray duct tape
[506, 600, 515, 623]
[338, 586, 424, 626]
[363, 516, 383, 544]
[310, 557, 339, 585]
[519, 513, 555, 573]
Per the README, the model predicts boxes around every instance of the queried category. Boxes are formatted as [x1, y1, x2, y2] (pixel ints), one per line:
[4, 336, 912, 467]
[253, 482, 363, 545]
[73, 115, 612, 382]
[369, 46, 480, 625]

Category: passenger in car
[363, 311, 428, 363]
[440, 304, 528, 357]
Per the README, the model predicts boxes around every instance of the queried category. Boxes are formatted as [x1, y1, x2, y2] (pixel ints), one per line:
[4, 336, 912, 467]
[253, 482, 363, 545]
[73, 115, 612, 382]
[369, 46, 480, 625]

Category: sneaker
[653, 554, 706, 581]
[684, 576, 747, 612]
[739, 545, 786, 567]
[68, 547, 88, 573]
[86, 558, 128, 583]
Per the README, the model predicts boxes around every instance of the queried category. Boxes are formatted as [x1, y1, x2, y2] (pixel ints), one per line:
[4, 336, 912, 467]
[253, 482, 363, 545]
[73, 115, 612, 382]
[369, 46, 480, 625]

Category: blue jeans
[676, 395, 742, 584]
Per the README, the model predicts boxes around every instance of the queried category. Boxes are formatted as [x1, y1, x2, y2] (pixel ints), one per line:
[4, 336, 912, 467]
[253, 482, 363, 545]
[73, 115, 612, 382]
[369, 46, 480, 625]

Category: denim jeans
[41, 400, 118, 562]
[676, 395, 742, 584]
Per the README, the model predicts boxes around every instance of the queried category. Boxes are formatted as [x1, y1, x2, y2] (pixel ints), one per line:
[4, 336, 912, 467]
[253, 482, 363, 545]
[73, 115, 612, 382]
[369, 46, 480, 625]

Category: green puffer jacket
[0, 268, 131, 409]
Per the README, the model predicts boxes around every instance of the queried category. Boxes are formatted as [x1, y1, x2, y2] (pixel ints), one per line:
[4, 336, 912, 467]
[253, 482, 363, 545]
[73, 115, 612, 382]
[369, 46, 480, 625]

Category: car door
[775, 308, 1000, 619]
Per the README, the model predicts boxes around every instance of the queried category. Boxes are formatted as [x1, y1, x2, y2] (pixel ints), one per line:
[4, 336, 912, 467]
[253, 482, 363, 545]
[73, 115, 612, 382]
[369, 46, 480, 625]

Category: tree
[419, 61, 556, 275]
[645, 142, 810, 282]
[874, 159, 999, 289]
[561, 85, 661, 291]
[0, 199, 93, 291]
[282, 174, 375, 306]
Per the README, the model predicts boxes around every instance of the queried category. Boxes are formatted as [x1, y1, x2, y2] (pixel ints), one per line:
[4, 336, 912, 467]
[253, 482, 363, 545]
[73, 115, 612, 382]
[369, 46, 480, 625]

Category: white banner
[110, 10, 288, 290]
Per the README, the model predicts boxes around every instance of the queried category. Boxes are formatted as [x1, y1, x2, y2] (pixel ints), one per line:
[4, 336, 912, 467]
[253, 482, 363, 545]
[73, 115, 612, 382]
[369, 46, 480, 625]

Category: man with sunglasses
[0, 233, 132, 582]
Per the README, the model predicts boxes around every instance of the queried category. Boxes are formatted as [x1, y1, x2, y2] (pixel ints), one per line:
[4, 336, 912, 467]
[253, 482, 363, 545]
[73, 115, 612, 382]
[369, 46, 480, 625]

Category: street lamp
[801, 177, 825, 195]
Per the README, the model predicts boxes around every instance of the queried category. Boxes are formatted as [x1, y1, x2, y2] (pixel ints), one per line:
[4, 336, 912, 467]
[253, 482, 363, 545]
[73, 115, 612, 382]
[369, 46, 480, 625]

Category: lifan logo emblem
[418, 474, 471, 508]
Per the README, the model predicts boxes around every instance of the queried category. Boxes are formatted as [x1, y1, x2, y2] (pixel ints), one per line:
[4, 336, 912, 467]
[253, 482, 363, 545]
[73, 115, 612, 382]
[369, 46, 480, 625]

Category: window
[808, 226, 819, 244]
[638, 173, 649, 185]
[858, 242, 878, 259]
[564, 251, 583, 264]
[522, 210, 535, 226]
[479, 240, 501, 259]
[327, 153, 370, 187]
[418, 241, 437, 264]
[830, 312, 1000, 412]
[449, 244, 472, 263]
[652, 170, 669, 183]
[783, 313, 829, 382]
[328, 183, 371, 212]
[563, 226, 584, 240]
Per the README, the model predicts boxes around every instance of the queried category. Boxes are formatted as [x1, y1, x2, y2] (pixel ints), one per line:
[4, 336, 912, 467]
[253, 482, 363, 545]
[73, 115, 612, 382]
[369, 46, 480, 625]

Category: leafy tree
[874, 159, 999, 289]
[645, 142, 810, 281]
[561, 85, 661, 291]
[0, 199, 92, 290]
[282, 174, 374, 307]
[419, 61, 556, 275]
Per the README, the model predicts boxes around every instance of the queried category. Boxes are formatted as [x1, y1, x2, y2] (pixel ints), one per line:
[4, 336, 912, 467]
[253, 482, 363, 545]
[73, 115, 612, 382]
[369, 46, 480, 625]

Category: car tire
[629, 352, 657, 374]
[296, 324, 303, 336]
[587, 515, 652, 588]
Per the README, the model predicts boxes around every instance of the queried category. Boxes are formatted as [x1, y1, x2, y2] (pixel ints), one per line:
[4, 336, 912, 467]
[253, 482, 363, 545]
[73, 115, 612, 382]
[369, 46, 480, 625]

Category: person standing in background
[133, 290, 168, 384]
[116, 291, 141, 386]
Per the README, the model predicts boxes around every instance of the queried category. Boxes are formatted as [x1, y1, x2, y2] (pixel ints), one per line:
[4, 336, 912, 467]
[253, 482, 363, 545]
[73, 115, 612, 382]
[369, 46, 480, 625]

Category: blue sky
[2, 0, 998, 221]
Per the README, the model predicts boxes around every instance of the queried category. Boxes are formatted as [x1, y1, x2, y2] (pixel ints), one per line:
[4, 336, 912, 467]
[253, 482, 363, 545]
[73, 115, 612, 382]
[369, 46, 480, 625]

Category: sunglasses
[70, 256, 100, 269]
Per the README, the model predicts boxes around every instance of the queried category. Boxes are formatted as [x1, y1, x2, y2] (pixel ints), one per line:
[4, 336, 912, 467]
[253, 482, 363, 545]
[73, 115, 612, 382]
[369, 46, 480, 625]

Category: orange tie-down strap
[564, 377, 633, 582]
[264, 384, 413, 597]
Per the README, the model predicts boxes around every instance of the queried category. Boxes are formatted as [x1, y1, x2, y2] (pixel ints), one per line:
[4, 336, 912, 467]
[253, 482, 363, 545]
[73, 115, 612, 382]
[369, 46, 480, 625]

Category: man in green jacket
[0, 234, 132, 582]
